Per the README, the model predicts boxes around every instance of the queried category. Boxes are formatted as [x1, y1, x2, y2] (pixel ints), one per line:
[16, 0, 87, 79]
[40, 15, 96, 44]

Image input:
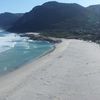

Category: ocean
[0, 31, 53, 75]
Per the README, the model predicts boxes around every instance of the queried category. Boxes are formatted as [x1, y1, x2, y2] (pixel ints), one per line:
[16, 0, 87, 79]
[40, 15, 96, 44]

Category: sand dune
[0, 39, 100, 100]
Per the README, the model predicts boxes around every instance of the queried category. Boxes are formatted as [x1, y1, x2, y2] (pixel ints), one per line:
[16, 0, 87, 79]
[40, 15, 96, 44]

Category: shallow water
[0, 31, 53, 74]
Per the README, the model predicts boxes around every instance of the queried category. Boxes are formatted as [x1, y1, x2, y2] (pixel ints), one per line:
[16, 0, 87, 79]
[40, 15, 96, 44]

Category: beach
[0, 39, 100, 100]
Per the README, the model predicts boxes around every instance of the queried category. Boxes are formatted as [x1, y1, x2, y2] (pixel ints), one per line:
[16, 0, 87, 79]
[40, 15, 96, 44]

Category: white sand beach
[0, 39, 100, 100]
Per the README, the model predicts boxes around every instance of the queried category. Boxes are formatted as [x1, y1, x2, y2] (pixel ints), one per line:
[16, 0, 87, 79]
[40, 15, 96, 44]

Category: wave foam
[0, 33, 30, 53]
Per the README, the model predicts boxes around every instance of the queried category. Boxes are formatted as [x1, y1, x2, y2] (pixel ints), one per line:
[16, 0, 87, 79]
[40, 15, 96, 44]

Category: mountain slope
[8, 1, 100, 37]
[0, 12, 23, 29]
[87, 5, 100, 17]
[8, 2, 88, 32]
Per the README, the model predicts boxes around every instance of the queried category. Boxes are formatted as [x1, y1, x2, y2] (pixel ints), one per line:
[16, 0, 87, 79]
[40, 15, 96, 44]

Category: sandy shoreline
[0, 39, 100, 100]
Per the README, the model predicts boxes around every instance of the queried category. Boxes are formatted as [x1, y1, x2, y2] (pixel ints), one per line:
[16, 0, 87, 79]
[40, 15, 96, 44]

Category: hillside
[0, 12, 23, 29]
[7, 1, 100, 41]
[8, 2, 90, 32]
[87, 5, 100, 17]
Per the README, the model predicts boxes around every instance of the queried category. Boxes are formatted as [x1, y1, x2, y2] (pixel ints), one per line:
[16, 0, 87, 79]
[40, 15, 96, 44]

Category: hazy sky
[0, 0, 100, 13]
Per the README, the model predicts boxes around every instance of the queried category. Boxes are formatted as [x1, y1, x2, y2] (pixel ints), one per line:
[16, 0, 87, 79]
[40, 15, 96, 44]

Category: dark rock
[21, 34, 62, 43]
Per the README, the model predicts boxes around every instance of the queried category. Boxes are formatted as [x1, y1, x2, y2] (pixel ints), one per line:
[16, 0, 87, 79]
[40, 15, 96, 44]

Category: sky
[0, 0, 100, 13]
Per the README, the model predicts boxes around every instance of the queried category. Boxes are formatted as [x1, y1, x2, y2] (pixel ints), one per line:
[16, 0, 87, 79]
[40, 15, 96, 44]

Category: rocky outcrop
[21, 34, 62, 43]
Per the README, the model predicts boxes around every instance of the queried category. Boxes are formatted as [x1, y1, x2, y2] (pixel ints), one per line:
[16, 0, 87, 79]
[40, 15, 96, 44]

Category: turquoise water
[0, 31, 53, 75]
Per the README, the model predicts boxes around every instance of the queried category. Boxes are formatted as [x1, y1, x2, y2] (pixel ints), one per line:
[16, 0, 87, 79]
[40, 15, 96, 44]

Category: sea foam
[0, 32, 29, 53]
[0, 31, 53, 75]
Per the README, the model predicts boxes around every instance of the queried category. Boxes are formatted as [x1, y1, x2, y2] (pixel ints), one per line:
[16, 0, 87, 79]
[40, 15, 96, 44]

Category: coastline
[0, 39, 68, 98]
[0, 39, 100, 100]
[0, 38, 64, 79]
[0, 42, 55, 77]
[0, 33, 55, 76]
